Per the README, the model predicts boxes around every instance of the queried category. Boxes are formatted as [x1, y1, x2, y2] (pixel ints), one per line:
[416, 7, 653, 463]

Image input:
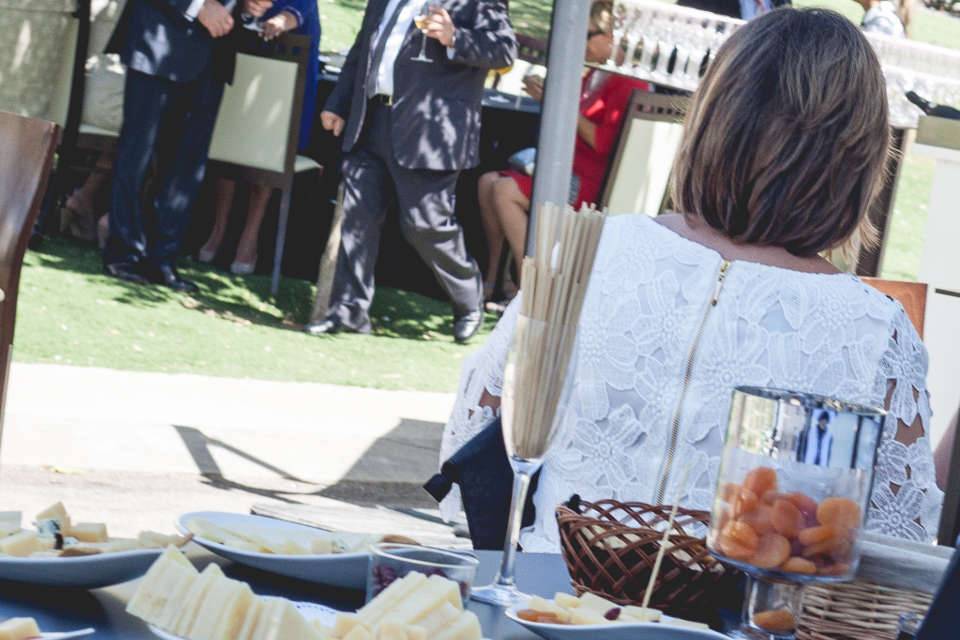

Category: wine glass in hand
[412, 3, 435, 63]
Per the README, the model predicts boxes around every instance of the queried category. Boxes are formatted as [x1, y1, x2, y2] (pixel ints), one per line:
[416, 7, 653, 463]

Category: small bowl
[366, 543, 479, 602]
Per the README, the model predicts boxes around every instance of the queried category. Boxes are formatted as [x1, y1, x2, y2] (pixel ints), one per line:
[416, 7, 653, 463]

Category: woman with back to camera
[441, 8, 942, 551]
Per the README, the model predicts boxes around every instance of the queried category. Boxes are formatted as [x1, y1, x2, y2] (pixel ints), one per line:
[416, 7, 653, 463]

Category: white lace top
[441, 214, 943, 551]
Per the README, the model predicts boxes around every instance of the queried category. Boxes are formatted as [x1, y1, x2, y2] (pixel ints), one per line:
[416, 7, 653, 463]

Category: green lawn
[16, 238, 493, 392]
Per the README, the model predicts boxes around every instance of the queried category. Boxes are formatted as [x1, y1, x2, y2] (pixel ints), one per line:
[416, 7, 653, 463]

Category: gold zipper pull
[711, 260, 730, 306]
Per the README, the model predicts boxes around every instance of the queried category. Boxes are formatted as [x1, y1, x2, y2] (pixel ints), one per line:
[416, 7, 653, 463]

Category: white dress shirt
[372, 0, 426, 97]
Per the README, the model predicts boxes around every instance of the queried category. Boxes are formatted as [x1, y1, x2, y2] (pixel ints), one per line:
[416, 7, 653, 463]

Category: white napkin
[856, 532, 953, 594]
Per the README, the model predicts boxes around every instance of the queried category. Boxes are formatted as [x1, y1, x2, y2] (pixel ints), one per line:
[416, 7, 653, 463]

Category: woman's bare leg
[200, 177, 236, 260]
[234, 183, 273, 267]
[478, 171, 504, 298]
[492, 176, 531, 278]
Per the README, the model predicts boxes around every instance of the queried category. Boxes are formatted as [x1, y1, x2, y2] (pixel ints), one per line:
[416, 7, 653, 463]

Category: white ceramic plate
[0, 548, 162, 589]
[149, 600, 338, 639]
[505, 607, 729, 640]
[177, 511, 369, 589]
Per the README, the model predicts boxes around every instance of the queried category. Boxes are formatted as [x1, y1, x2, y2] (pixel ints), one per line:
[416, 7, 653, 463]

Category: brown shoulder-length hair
[671, 8, 890, 257]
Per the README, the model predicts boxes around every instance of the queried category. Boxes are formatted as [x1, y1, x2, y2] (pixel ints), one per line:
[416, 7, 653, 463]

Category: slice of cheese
[311, 619, 336, 640]
[268, 539, 309, 555]
[405, 626, 427, 640]
[567, 607, 610, 626]
[374, 575, 461, 627]
[154, 566, 201, 632]
[554, 593, 580, 609]
[623, 606, 661, 623]
[138, 530, 189, 549]
[332, 613, 363, 636]
[236, 598, 267, 640]
[310, 537, 334, 555]
[256, 598, 322, 640]
[0, 531, 40, 557]
[35, 502, 71, 531]
[0, 617, 41, 640]
[126, 547, 199, 625]
[357, 572, 428, 627]
[376, 621, 407, 640]
[577, 592, 619, 612]
[185, 572, 250, 640]
[67, 522, 109, 543]
[663, 617, 711, 630]
[400, 601, 459, 636]
[173, 563, 226, 636]
[209, 581, 255, 640]
[432, 611, 482, 640]
[342, 625, 375, 640]
[0, 512, 21, 538]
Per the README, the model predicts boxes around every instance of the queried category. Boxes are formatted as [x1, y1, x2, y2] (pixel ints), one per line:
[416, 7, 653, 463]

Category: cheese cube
[357, 572, 428, 627]
[577, 592, 619, 612]
[554, 593, 580, 609]
[432, 611, 482, 640]
[68, 522, 109, 543]
[0, 617, 41, 640]
[528, 596, 572, 623]
[0, 512, 21, 538]
[568, 608, 610, 625]
[35, 502, 71, 530]
[623, 606, 661, 623]
[0, 531, 39, 557]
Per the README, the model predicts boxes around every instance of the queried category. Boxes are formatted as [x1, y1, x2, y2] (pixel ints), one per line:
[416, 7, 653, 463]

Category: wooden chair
[599, 91, 688, 216]
[206, 31, 322, 295]
[862, 277, 928, 337]
[0, 113, 60, 449]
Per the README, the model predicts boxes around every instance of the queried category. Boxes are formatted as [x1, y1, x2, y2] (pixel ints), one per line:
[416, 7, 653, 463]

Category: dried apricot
[780, 556, 817, 574]
[817, 497, 861, 530]
[819, 563, 851, 577]
[517, 609, 561, 624]
[721, 482, 740, 503]
[718, 521, 759, 560]
[734, 487, 760, 517]
[771, 499, 805, 538]
[797, 525, 839, 546]
[762, 490, 785, 505]
[739, 503, 774, 535]
[786, 492, 819, 519]
[749, 533, 791, 569]
[802, 537, 850, 559]
[744, 467, 779, 497]
[753, 609, 796, 634]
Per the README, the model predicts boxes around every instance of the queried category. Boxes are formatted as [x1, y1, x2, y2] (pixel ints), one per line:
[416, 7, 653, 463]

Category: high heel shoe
[197, 246, 217, 264]
[230, 258, 257, 275]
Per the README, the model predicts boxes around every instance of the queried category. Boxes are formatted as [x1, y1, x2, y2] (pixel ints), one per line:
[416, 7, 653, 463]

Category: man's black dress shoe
[453, 309, 484, 344]
[143, 264, 199, 293]
[104, 262, 149, 285]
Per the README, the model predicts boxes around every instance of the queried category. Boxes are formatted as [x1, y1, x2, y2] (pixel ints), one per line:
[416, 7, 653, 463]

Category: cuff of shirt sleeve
[185, 0, 206, 21]
[285, 7, 305, 27]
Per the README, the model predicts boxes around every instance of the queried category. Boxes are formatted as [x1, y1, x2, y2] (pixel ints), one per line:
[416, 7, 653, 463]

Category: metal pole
[526, 0, 592, 257]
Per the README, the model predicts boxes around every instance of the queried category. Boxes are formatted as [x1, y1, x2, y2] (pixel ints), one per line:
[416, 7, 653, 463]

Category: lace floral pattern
[440, 215, 942, 549]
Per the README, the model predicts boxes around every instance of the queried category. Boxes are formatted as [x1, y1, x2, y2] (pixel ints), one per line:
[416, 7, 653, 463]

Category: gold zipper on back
[654, 259, 731, 504]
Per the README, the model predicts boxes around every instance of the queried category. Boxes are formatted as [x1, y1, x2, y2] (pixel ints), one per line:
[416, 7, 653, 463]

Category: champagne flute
[412, 3, 435, 63]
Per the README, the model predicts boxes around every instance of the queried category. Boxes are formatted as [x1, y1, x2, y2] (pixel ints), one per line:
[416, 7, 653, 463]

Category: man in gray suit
[308, 0, 516, 343]
[104, 0, 272, 292]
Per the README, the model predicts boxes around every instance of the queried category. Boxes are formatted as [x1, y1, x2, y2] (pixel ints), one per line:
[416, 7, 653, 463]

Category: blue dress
[262, 0, 321, 151]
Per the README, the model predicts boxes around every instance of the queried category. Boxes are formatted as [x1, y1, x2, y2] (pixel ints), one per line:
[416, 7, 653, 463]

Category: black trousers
[105, 66, 225, 267]
[326, 101, 482, 332]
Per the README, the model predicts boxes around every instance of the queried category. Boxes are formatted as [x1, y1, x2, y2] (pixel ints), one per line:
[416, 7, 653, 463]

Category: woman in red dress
[478, 0, 649, 299]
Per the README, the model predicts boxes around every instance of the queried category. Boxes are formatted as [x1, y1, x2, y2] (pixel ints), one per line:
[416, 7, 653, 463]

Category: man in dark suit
[103, 0, 272, 292]
[308, 0, 516, 343]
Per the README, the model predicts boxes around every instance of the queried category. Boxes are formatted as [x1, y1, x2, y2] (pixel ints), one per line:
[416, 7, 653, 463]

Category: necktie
[366, 0, 410, 98]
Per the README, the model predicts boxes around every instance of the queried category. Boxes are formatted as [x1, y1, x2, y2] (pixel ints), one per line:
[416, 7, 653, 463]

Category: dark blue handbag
[424, 418, 540, 551]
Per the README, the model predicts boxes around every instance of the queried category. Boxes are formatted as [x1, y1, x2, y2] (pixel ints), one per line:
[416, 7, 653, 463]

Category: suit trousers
[105, 66, 225, 267]
[327, 101, 482, 332]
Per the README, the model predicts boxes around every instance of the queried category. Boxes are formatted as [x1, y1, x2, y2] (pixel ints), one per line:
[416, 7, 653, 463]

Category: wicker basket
[797, 581, 932, 640]
[556, 498, 739, 614]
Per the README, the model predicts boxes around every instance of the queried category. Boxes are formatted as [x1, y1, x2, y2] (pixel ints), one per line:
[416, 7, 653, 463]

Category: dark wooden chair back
[0, 112, 60, 442]
[862, 277, 928, 337]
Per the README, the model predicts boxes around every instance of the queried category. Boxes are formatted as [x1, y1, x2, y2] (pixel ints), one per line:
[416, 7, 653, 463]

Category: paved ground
[0, 363, 456, 537]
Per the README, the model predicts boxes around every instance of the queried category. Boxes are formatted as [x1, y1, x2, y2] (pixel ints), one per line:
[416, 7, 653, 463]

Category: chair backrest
[0, 112, 59, 444]
[862, 277, 928, 337]
[207, 32, 310, 183]
[599, 91, 687, 216]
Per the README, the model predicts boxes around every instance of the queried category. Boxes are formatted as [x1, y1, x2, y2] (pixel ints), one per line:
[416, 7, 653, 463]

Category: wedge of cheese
[432, 611, 481, 640]
[0, 531, 40, 557]
[172, 564, 227, 636]
[187, 577, 254, 640]
[356, 572, 428, 627]
[67, 522, 109, 543]
[35, 502, 71, 531]
[126, 546, 198, 625]
[255, 597, 323, 640]
[0, 617, 41, 640]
